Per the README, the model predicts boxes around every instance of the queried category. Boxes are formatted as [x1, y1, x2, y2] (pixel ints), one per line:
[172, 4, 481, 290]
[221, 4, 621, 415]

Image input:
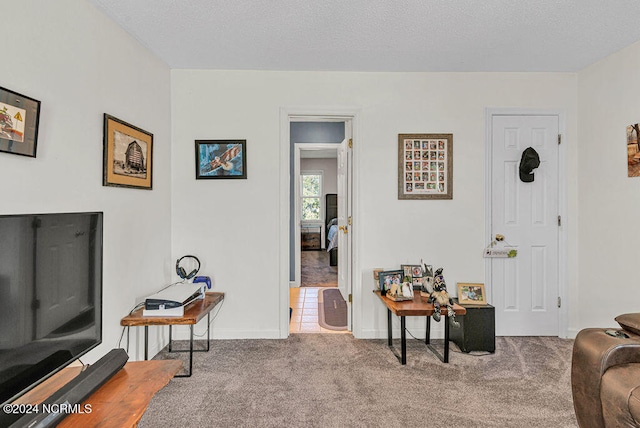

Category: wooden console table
[16, 360, 181, 427]
[120, 292, 224, 377]
[374, 290, 466, 364]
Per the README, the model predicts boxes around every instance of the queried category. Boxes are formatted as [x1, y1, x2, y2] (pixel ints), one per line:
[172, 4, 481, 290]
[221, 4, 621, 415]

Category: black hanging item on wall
[176, 255, 201, 280]
[519, 147, 540, 182]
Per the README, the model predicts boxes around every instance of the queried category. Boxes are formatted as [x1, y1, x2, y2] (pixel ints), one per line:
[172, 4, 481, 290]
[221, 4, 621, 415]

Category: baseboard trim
[357, 328, 445, 340]
[566, 328, 580, 339]
[168, 327, 283, 340]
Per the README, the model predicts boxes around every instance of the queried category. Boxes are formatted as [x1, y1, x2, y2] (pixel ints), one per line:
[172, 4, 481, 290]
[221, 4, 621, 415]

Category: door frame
[279, 107, 361, 338]
[484, 108, 569, 338]
[293, 142, 339, 287]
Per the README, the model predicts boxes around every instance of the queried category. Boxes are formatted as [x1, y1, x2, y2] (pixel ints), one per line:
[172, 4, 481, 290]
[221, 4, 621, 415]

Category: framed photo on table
[401, 264, 424, 289]
[0, 86, 41, 158]
[398, 134, 453, 199]
[457, 283, 487, 305]
[103, 114, 153, 190]
[378, 270, 404, 293]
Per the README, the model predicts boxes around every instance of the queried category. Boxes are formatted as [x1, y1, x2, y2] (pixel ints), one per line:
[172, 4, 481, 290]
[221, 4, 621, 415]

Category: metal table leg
[175, 325, 194, 378]
[387, 309, 392, 346]
[400, 316, 406, 365]
[387, 309, 407, 365]
[425, 315, 451, 363]
[444, 314, 450, 363]
[170, 315, 210, 378]
[188, 325, 194, 376]
[426, 316, 431, 345]
[144, 326, 148, 360]
[205, 312, 211, 351]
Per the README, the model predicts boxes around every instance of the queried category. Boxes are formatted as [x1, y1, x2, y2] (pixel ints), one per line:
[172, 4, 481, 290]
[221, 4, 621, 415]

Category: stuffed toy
[401, 276, 414, 298]
[387, 276, 414, 300]
[426, 267, 459, 327]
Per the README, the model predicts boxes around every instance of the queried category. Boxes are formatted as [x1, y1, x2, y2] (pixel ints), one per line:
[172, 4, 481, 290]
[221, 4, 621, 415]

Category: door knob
[338, 225, 348, 234]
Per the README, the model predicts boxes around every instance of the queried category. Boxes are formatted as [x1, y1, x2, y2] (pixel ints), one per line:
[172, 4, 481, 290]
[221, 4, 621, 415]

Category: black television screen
[0, 212, 102, 404]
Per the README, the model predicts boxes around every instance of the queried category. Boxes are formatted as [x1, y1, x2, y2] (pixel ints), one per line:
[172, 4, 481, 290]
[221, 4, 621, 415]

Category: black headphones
[176, 255, 201, 280]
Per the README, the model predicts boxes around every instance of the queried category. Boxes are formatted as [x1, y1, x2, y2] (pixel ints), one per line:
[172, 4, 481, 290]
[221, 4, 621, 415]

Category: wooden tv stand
[15, 359, 181, 427]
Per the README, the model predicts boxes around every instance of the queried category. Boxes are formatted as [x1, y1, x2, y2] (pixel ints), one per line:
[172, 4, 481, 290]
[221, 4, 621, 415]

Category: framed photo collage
[398, 133, 453, 200]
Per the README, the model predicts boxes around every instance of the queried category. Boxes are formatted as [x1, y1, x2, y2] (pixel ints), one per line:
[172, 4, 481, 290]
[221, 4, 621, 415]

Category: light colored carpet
[140, 335, 577, 427]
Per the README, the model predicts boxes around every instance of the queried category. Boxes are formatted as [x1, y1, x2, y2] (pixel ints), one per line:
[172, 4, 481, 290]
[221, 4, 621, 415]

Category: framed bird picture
[195, 140, 247, 179]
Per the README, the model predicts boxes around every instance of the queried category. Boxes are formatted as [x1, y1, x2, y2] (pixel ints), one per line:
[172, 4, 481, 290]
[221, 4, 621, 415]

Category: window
[301, 171, 323, 221]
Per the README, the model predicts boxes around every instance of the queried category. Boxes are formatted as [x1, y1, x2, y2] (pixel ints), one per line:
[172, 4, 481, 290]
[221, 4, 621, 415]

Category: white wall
[576, 40, 640, 330]
[171, 70, 579, 339]
[1, 1, 172, 361]
[6, 0, 635, 366]
[15, 0, 631, 348]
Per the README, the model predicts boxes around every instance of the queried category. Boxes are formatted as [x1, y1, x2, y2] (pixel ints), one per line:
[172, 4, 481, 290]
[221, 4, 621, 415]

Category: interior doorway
[291, 142, 342, 334]
[294, 142, 340, 289]
[285, 116, 354, 335]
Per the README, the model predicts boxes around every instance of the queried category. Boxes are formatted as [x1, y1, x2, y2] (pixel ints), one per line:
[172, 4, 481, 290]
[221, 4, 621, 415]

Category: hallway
[289, 287, 349, 334]
[300, 250, 337, 287]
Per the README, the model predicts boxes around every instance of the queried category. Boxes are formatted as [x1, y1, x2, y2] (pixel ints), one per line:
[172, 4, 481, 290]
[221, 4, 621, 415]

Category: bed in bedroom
[326, 193, 338, 266]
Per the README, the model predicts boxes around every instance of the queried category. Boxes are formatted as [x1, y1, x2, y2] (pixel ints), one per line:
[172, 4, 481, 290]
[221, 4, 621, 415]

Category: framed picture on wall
[103, 114, 153, 190]
[195, 140, 247, 179]
[627, 123, 640, 177]
[0, 86, 41, 158]
[398, 133, 453, 199]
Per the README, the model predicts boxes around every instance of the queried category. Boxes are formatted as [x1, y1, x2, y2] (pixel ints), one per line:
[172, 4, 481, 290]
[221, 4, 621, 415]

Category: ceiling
[89, 0, 640, 72]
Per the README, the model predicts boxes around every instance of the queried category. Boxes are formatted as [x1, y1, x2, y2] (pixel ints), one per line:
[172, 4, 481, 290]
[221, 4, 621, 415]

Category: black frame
[401, 264, 423, 289]
[0, 86, 41, 158]
[195, 140, 247, 179]
[103, 114, 154, 190]
[378, 270, 404, 292]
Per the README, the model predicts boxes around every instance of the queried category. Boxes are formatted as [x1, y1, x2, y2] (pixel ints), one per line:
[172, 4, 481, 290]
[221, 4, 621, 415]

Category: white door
[337, 121, 353, 329]
[490, 114, 560, 336]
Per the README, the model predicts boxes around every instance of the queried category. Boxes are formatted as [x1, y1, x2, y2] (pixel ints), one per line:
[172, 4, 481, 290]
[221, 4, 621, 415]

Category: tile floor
[289, 287, 350, 334]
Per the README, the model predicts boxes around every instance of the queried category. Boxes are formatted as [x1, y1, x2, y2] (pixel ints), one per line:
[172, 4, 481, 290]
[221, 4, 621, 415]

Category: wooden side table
[120, 292, 224, 377]
[15, 360, 181, 427]
[301, 224, 322, 250]
[374, 290, 466, 364]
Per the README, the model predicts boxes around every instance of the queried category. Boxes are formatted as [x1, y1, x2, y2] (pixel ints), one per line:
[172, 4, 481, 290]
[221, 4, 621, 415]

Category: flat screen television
[0, 211, 103, 404]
